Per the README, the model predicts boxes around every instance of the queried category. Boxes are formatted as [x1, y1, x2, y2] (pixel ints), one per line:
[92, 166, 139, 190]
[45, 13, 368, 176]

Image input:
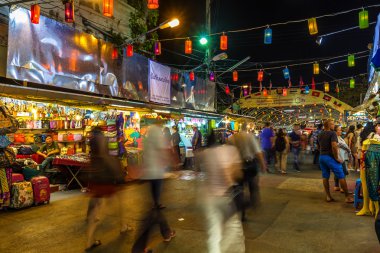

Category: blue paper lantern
[283, 67, 290, 79]
[264, 27, 272, 44]
[304, 85, 310, 94]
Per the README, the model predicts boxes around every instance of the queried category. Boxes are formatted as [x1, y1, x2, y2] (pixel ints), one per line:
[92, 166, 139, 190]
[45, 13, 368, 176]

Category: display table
[52, 155, 91, 192]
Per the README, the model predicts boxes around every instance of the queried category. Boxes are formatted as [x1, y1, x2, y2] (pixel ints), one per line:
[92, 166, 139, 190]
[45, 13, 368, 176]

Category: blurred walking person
[85, 127, 129, 251]
[229, 123, 267, 221]
[198, 131, 245, 253]
[273, 129, 290, 174]
[260, 122, 275, 168]
[132, 123, 176, 253]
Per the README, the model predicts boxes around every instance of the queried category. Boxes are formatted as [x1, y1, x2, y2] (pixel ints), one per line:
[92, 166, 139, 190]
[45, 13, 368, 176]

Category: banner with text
[149, 60, 171, 104]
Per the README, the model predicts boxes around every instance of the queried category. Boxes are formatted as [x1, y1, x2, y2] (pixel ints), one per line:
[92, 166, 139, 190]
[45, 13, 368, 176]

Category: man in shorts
[318, 119, 353, 203]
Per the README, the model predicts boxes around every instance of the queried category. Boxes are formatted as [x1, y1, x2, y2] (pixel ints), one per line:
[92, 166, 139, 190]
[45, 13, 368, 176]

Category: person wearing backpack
[273, 128, 290, 174]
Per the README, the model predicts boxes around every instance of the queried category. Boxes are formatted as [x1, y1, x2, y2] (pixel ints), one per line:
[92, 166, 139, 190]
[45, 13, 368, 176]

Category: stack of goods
[54, 154, 90, 165]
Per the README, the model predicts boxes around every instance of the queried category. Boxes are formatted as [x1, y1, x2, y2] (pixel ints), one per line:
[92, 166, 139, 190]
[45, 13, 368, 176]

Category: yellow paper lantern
[308, 18, 318, 35]
[324, 82, 329, 92]
[313, 62, 319, 75]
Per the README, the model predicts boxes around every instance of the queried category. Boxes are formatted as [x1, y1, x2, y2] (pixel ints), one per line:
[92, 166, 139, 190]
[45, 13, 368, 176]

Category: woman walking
[273, 129, 290, 174]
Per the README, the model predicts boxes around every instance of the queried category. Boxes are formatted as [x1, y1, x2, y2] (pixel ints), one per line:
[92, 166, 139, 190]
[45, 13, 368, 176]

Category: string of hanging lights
[159, 4, 380, 43]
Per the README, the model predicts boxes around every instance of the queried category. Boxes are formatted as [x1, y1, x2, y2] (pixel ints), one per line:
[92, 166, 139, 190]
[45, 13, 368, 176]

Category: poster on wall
[6, 7, 149, 101]
[149, 60, 171, 104]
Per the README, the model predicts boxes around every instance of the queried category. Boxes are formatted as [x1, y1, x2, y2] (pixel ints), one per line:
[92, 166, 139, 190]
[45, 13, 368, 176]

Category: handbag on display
[67, 147, 75, 155]
[52, 133, 58, 141]
[26, 120, 34, 129]
[0, 135, 11, 148]
[50, 120, 57, 129]
[75, 120, 82, 129]
[18, 146, 34, 155]
[42, 120, 50, 129]
[14, 134, 25, 143]
[106, 119, 116, 126]
[67, 133, 74, 141]
[60, 147, 68, 155]
[25, 134, 34, 144]
[34, 134, 43, 143]
[108, 142, 118, 150]
[0, 147, 16, 168]
[34, 120, 42, 129]
[18, 119, 26, 129]
[73, 134, 82, 141]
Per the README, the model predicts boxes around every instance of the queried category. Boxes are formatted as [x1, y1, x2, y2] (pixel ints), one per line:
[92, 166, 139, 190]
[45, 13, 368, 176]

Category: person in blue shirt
[288, 124, 302, 172]
[260, 122, 275, 168]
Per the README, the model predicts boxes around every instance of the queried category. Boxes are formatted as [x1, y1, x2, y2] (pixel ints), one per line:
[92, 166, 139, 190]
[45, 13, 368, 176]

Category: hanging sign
[149, 60, 171, 104]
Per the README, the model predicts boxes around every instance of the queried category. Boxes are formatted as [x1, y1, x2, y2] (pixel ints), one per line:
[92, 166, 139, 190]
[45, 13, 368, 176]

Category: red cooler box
[31, 176, 50, 205]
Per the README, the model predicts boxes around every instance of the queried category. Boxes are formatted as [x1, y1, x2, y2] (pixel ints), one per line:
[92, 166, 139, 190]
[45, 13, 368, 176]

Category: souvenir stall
[0, 95, 145, 200]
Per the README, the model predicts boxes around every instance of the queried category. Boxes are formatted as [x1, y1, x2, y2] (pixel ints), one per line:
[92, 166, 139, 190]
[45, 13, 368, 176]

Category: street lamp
[199, 37, 208, 45]
[121, 18, 180, 46]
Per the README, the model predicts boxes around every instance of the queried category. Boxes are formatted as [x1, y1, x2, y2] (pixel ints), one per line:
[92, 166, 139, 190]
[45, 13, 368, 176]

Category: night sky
[157, 0, 380, 105]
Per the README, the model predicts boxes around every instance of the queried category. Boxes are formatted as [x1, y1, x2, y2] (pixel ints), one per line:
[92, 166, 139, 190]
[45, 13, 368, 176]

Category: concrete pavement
[0, 153, 379, 253]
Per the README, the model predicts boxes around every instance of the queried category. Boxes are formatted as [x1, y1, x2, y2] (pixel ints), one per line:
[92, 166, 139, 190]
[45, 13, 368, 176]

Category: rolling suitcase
[11, 173, 24, 183]
[10, 181, 34, 209]
[31, 176, 50, 205]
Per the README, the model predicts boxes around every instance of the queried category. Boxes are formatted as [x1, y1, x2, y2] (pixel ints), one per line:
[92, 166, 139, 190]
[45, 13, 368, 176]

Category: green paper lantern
[348, 54, 355, 67]
[350, 78, 355, 88]
[359, 10, 369, 29]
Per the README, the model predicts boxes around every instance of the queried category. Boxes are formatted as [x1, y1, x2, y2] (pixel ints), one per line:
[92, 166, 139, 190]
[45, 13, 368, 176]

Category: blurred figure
[85, 127, 129, 251]
[273, 128, 290, 174]
[132, 123, 175, 252]
[171, 125, 182, 169]
[198, 131, 245, 253]
[229, 123, 267, 221]
[143, 123, 170, 209]
[260, 122, 275, 168]
[289, 124, 302, 172]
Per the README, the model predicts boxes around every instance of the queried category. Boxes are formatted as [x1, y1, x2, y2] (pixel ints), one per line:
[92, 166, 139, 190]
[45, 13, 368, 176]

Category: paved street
[0, 153, 379, 253]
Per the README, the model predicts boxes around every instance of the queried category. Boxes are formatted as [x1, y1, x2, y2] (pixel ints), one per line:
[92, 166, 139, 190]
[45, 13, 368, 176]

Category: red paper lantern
[283, 88, 287, 96]
[233, 71, 238, 82]
[111, 47, 118, 60]
[126, 44, 133, 57]
[189, 71, 195, 81]
[257, 70, 264, 82]
[154, 41, 161, 55]
[225, 85, 230, 95]
[103, 0, 113, 17]
[185, 39, 192, 54]
[31, 4, 40, 24]
[147, 0, 159, 9]
[220, 33, 228, 50]
[65, 1, 75, 23]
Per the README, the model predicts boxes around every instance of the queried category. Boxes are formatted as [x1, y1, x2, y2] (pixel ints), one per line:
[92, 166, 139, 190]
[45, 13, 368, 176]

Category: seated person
[36, 136, 60, 173]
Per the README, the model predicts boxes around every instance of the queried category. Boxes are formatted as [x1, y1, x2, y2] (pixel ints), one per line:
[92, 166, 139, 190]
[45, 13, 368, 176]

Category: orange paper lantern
[147, 0, 159, 9]
[263, 88, 268, 96]
[126, 44, 133, 57]
[103, 0, 113, 17]
[31, 4, 40, 24]
[283, 88, 287, 96]
[257, 70, 264, 82]
[220, 33, 228, 50]
[233, 71, 238, 82]
[65, 1, 75, 23]
[225, 85, 230, 95]
[185, 39, 192, 54]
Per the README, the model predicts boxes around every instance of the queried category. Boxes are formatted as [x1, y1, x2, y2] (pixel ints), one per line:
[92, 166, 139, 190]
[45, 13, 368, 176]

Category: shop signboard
[148, 60, 171, 104]
[170, 72, 216, 112]
[6, 7, 149, 102]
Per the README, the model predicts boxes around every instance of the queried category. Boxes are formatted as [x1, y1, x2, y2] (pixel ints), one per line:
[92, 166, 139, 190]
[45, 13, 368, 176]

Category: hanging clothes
[364, 144, 380, 201]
